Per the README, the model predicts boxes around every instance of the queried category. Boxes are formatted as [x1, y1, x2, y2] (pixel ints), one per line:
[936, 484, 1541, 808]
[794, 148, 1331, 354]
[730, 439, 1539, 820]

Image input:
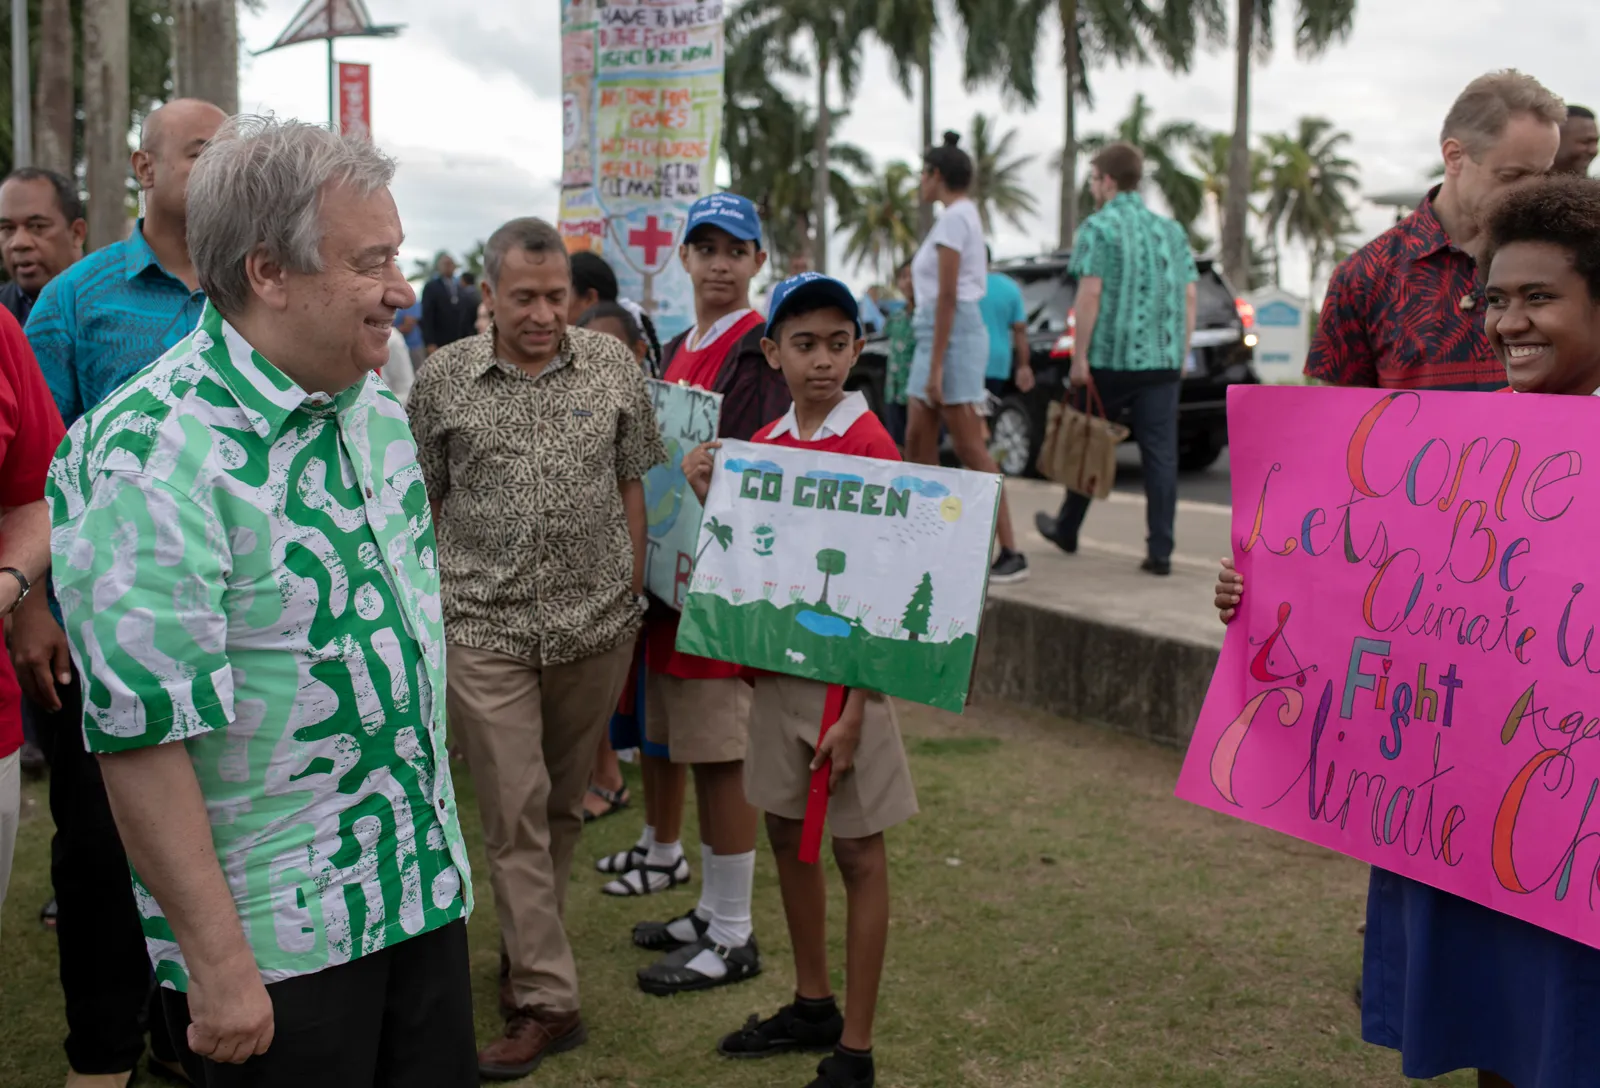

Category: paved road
[1112, 444, 1232, 508]
[1008, 442, 1234, 577]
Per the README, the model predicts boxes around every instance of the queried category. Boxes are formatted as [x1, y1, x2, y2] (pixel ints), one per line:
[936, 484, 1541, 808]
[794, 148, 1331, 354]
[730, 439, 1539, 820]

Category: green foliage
[902, 571, 933, 641]
[837, 160, 917, 283]
[1261, 115, 1359, 291]
[969, 112, 1037, 236]
[1076, 93, 1206, 242]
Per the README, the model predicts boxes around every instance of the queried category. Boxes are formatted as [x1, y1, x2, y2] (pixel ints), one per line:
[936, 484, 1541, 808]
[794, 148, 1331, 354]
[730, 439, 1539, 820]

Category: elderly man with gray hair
[47, 115, 477, 1086]
[407, 218, 664, 1080]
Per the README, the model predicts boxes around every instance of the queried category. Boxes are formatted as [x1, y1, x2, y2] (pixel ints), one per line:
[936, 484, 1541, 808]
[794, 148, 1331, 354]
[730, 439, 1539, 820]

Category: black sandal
[638, 934, 761, 996]
[717, 999, 843, 1059]
[582, 784, 630, 824]
[632, 909, 710, 952]
[603, 856, 691, 897]
[596, 845, 647, 875]
[39, 896, 57, 931]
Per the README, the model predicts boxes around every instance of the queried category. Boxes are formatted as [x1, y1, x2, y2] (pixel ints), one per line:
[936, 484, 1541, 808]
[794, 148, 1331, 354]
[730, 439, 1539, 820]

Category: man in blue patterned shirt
[9, 96, 225, 1088]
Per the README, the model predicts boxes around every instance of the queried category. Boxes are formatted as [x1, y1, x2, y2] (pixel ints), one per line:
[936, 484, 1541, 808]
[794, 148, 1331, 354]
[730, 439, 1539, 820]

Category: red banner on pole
[337, 62, 370, 139]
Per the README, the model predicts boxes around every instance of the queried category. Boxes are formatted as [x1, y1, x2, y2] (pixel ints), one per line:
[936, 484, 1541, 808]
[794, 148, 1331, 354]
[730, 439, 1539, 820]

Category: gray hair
[187, 115, 397, 317]
[484, 217, 567, 286]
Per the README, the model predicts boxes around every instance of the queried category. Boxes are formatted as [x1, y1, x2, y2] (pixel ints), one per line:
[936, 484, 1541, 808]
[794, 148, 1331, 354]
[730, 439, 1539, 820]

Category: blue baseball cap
[684, 192, 763, 248]
[765, 272, 862, 339]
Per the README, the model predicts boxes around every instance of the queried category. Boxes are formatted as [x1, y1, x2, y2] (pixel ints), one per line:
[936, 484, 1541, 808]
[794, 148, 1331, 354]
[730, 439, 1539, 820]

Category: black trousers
[162, 920, 477, 1088]
[1051, 370, 1182, 563]
[35, 676, 177, 1074]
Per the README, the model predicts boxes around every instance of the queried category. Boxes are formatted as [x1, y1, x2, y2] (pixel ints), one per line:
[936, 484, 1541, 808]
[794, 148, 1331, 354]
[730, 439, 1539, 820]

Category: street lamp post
[11, 0, 31, 168]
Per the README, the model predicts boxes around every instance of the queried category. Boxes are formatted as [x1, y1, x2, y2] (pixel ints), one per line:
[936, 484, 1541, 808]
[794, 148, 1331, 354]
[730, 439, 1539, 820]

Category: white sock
[684, 848, 756, 979]
[635, 825, 656, 854]
[705, 849, 755, 949]
[663, 845, 715, 944]
[646, 837, 683, 870]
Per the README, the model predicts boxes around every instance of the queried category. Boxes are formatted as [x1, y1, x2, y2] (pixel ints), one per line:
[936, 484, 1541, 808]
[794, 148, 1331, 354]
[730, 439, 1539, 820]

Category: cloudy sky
[239, 0, 1597, 295]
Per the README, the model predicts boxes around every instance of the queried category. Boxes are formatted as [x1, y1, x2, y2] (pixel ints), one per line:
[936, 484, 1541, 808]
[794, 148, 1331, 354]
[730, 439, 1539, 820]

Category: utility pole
[83, 0, 130, 249]
[11, 0, 31, 168]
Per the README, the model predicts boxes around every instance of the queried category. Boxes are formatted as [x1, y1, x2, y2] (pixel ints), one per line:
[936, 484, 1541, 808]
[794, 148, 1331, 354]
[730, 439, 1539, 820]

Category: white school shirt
[911, 199, 987, 306]
[684, 307, 756, 352]
[764, 390, 871, 442]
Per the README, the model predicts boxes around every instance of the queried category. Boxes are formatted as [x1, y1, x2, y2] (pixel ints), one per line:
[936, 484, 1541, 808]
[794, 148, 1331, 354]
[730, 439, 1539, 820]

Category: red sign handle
[799, 684, 849, 864]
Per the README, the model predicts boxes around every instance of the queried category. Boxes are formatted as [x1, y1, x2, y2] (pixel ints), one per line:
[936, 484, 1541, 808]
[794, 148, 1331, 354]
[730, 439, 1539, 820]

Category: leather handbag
[1035, 378, 1129, 499]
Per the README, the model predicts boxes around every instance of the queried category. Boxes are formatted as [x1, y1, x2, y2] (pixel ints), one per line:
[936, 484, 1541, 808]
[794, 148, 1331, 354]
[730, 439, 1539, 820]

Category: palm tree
[1076, 93, 1207, 243]
[34, 0, 74, 175]
[1261, 116, 1360, 299]
[723, 32, 873, 271]
[839, 161, 919, 282]
[966, 0, 1224, 250]
[1221, 0, 1357, 291]
[83, 0, 130, 249]
[860, 0, 938, 236]
[696, 517, 734, 566]
[726, 0, 865, 274]
[173, 0, 241, 114]
[968, 113, 1038, 236]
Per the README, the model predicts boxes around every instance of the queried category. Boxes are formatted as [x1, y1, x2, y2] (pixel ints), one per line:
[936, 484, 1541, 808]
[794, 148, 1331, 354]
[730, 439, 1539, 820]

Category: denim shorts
[909, 301, 988, 406]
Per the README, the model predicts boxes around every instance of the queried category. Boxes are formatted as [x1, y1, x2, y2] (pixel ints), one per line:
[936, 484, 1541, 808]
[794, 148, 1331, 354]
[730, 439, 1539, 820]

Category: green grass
[1, 702, 1474, 1087]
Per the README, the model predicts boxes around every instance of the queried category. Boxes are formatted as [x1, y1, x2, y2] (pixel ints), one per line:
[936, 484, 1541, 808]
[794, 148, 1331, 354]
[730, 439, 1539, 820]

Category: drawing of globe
[645, 438, 686, 534]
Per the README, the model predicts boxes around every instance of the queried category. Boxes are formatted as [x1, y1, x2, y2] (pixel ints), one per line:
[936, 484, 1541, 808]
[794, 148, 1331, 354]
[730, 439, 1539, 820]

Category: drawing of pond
[796, 611, 852, 638]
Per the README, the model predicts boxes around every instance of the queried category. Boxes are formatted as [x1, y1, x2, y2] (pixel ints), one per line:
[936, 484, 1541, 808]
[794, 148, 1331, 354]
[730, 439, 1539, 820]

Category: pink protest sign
[1176, 384, 1600, 950]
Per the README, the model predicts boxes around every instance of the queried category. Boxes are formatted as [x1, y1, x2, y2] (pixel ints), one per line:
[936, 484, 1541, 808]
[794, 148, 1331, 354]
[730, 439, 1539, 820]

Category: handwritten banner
[675, 440, 1001, 712]
[558, 0, 725, 341]
[644, 379, 721, 608]
[1176, 385, 1600, 949]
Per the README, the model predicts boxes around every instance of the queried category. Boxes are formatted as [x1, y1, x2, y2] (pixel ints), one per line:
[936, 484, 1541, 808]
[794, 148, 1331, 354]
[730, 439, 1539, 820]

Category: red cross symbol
[628, 215, 675, 266]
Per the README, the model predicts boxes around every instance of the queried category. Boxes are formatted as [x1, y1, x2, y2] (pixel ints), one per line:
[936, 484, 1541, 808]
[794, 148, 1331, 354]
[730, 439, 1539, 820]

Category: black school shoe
[806, 1051, 876, 1088]
[638, 934, 761, 995]
[632, 908, 709, 951]
[718, 998, 844, 1059]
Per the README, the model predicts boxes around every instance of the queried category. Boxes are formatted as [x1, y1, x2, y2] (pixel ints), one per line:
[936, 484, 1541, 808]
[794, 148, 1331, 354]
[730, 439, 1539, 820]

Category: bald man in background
[12, 96, 225, 1088]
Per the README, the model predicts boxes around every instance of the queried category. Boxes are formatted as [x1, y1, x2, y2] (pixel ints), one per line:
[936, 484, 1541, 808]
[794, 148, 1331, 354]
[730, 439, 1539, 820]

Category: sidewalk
[974, 477, 1231, 745]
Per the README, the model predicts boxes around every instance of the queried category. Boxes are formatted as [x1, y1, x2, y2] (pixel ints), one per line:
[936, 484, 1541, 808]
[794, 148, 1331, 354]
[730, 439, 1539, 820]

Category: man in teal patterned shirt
[1037, 141, 1198, 577]
[49, 117, 475, 1085]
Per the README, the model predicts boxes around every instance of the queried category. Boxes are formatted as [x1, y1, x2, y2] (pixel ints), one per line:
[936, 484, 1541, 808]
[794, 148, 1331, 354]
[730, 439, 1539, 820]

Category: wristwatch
[0, 567, 30, 617]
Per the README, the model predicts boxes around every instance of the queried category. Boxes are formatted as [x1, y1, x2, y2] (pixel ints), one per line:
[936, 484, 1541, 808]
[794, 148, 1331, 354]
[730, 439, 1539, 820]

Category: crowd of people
[0, 61, 1596, 1088]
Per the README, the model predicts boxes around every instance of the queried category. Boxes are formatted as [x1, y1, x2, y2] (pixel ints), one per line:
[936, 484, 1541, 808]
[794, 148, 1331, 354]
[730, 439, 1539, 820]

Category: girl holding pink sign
[1216, 175, 1600, 1088]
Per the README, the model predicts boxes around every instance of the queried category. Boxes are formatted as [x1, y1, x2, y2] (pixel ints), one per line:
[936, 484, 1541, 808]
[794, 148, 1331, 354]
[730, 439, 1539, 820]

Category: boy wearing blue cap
[682, 273, 918, 1088]
[629, 191, 792, 997]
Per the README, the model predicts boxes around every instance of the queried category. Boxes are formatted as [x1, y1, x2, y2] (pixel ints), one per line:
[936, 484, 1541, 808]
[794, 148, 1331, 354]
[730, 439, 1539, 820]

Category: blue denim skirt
[909, 301, 988, 406]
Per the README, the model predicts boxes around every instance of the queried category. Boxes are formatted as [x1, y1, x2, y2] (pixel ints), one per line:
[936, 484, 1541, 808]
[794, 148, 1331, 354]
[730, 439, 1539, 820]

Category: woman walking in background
[904, 133, 1027, 583]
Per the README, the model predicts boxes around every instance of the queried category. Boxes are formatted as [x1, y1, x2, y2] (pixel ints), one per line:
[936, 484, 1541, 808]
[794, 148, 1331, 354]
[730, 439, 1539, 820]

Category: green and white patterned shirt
[1070, 191, 1199, 373]
[48, 303, 471, 991]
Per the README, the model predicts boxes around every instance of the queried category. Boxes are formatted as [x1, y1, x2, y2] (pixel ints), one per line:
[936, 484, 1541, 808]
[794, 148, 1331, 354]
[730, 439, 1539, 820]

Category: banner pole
[328, 38, 336, 132]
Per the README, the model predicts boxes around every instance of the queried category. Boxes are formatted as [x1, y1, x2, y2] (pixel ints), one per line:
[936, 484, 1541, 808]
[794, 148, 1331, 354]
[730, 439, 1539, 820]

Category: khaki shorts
[644, 673, 751, 764]
[746, 674, 918, 840]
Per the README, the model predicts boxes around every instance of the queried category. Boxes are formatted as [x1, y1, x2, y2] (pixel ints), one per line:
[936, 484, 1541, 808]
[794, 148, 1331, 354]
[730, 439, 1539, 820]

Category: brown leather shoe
[477, 1007, 587, 1081]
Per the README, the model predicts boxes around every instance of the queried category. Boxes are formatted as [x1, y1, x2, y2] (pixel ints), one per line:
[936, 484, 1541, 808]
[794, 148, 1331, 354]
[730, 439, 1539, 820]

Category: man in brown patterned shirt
[407, 217, 665, 1081]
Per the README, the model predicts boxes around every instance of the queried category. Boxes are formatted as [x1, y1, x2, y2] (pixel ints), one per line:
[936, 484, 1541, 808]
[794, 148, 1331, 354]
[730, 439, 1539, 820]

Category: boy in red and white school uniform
[683, 273, 918, 1088]
[627, 193, 792, 996]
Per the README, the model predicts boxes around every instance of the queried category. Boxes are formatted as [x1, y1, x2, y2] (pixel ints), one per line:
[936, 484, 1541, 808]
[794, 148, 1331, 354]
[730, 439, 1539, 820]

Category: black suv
[849, 252, 1260, 475]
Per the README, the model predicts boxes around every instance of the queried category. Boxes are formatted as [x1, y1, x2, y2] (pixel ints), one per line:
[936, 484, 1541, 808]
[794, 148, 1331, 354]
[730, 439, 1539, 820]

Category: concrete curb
[972, 595, 1220, 747]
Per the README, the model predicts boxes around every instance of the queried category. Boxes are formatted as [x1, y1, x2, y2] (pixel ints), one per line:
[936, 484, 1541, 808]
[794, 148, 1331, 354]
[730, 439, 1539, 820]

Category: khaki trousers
[446, 639, 633, 1013]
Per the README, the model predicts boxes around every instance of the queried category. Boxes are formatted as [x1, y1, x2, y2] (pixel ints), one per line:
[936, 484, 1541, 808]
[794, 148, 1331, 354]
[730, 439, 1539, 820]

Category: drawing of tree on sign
[815, 549, 846, 607]
[902, 572, 933, 642]
[697, 517, 734, 565]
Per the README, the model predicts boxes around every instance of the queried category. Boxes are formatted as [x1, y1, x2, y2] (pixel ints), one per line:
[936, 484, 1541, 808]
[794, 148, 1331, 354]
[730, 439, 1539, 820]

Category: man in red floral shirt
[1306, 70, 1565, 391]
[0, 305, 64, 930]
